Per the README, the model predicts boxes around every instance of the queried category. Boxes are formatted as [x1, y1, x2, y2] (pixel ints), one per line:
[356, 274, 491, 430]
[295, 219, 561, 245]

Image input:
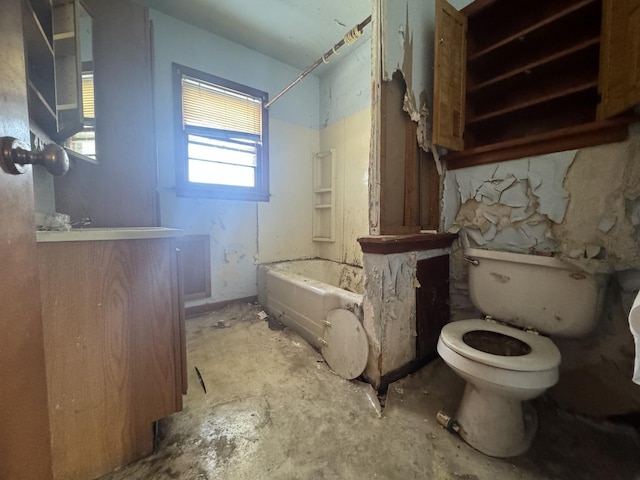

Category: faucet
[70, 217, 93, 228]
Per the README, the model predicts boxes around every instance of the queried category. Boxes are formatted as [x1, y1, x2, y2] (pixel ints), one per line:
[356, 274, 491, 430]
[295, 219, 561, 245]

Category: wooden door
[432, 0, 467, 151]
[597, 0, 640, 119]
[0, 0, 54, 479]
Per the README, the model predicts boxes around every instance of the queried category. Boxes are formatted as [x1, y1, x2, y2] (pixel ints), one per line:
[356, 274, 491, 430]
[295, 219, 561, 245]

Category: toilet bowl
[437, 248, 603, 457]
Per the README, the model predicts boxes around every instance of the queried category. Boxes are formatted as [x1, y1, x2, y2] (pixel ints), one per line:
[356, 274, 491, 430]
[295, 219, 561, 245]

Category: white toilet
[437, 247, 603, 458]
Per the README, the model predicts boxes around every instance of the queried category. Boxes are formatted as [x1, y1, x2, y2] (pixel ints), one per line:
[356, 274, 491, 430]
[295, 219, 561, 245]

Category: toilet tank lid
[465, 247, 603, 337]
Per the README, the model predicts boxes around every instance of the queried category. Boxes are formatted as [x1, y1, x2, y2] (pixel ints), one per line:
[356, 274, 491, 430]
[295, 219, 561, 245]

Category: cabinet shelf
[434, 0, 640, 167]
[54, 32, 76, 57]
[28, 0, 53, 43]
[467, 81, 598, 125]
[467, 38, 600, 96]
[27, 80, 57, 133]
[468, 36, 600, 93]
[467, 57, 599, 124]
[465, 89, 600, 148]
[445, 117, 632, 170]
[24, 0, 58, 137]
[462, 0, 603, 151]
[467, 0, 599, 60]
[312, 149, 335, 242]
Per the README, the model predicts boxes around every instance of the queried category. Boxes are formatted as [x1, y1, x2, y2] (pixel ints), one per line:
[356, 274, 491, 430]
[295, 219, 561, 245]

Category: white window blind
[182, 78, 262, 136]
[82, 73, 94, 119]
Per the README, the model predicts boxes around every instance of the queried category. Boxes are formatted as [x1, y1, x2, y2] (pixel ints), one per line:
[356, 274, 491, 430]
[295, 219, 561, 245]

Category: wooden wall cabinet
[23, 0, 57, 135]
[23, 0, 88, 141]
[53, 0, 86, 141]
[434, 0, 640, 169]
[38, 236, 186, 480]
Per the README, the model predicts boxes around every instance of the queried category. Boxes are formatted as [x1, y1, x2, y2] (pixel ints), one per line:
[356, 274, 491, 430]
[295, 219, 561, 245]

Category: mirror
[53, 0, 96, 163]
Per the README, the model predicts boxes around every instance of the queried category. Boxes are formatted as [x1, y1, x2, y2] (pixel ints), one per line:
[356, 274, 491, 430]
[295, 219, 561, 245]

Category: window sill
[176, 184, 270, 202]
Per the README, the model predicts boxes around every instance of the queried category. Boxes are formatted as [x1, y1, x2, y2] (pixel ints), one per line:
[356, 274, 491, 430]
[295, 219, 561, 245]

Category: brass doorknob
[0, 136, 69, 176]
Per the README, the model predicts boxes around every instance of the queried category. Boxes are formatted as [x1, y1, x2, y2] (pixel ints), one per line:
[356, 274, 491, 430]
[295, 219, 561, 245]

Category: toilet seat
[439, 319, 561, 372]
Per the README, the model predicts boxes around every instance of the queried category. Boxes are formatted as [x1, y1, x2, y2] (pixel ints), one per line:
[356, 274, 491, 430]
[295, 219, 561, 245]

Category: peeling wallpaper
[445, 128, 640, 271]
[443, 150, 575, 254]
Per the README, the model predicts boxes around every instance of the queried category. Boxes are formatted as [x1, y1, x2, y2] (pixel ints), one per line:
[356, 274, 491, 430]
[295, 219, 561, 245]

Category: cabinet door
[53, 0, 83, 140]
[597, 0, 640, 119]
[433, 0, 467, 151]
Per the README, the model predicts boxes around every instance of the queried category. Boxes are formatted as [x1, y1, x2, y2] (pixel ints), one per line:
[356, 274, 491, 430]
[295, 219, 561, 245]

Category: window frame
[173, 63, 270, 201]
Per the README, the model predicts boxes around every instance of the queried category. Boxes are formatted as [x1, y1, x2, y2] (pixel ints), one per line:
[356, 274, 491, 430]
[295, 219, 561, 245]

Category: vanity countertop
[37, 227, 183, 242]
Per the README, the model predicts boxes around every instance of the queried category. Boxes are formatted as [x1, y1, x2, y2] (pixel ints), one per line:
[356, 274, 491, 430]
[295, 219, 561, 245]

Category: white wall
[316, 40, 372, 266]
[150, 10, 319, 304]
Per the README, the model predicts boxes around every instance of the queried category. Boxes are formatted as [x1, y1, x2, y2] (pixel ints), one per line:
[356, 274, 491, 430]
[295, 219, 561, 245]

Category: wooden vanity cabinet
[38, 236, 186, 480]
[434, 0, 640, 169]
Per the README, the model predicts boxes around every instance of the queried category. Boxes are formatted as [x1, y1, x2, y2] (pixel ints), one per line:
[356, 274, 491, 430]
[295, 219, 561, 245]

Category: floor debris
[194, 366, 207, 394]
[98, 303, 640, 480]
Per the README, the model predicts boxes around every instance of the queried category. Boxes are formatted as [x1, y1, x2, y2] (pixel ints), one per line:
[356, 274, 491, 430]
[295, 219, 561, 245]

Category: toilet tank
[465, 248, 605, 337]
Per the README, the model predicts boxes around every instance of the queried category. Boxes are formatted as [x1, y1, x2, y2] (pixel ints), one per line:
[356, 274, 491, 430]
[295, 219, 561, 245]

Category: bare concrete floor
[100, 303, 640, 480]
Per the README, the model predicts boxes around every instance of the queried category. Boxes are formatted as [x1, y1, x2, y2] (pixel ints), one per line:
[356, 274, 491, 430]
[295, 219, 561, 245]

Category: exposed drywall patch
[551, 127, 640, 272]
[398, 7, 418, 122]
[339, 265, 365, 294]
[224, 246, 246, 264]
[382, 1, 435, 155]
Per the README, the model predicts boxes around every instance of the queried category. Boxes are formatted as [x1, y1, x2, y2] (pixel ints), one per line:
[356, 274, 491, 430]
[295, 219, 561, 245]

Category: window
[65, 72, 96, 159]
[173, 64, 270, 201]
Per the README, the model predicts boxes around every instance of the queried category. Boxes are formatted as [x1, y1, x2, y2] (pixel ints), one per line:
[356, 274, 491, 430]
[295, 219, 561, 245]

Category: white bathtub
[257, 259, 364, 349]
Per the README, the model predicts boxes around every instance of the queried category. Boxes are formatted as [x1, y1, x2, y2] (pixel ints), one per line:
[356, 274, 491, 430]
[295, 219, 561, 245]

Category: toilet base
[456, 382, 538, 458]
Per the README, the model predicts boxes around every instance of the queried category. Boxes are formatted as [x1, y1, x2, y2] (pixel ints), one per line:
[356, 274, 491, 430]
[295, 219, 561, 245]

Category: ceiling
[133, 0, 372, 73]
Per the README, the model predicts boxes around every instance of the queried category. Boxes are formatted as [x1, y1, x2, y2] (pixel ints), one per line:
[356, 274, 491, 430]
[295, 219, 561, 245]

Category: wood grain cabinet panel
[597, 0, 640, 119]
[433, 0, 467, 151]
[435, 0, 640, 168]
[39, 238, 184, 480]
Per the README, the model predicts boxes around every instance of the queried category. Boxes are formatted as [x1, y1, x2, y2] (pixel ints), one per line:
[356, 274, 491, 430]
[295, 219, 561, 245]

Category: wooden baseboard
[185, 296, 258, 318]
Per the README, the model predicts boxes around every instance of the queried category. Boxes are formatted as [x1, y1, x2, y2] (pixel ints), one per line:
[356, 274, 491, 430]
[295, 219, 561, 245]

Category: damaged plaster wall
[317, 39, 371, 266]
[151, 10, 318, 305]
[443, 150, 576, 255]
[362, 248, 450, 387]
[444, 126, 640, 415]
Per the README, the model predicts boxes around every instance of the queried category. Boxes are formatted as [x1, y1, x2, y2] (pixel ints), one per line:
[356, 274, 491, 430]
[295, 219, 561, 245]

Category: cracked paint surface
[362, 249, 450, 386]
[444, 150, 575, 253]
[382, 1, 435, 154]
